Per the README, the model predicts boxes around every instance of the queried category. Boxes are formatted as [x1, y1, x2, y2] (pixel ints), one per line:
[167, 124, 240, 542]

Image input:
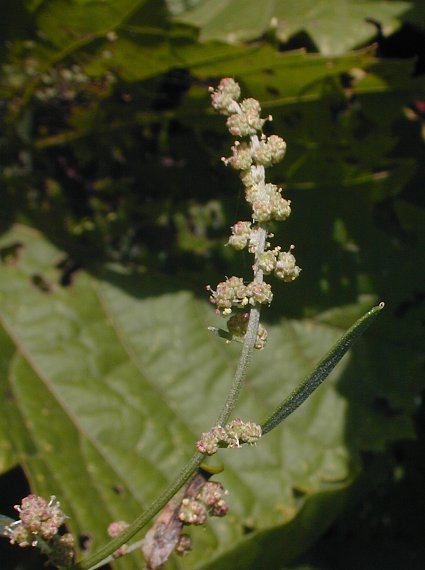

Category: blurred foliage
[0, 0, 424, 568]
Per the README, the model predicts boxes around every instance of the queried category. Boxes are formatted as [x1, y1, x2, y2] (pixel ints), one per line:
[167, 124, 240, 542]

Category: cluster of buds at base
[175, 533, 192, 556]
[196, 419, 262, 456]
[46, 534, 75, 569]
[3, 494, 74, 568]
[207, 78, 301, 346]
[227, 312, 268, 349]
[107, 520, 130, 558]
[178, 481, 229, 526]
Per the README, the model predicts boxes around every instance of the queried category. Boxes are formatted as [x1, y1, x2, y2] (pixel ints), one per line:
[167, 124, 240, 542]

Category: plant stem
[74, 97, 270, 570]
[72, 452, 204, 570]
[215, 305, 261, 426]
[74, 277, 268, 569]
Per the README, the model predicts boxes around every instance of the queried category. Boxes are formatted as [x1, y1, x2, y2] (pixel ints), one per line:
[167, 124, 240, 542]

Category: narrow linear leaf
[262, 302, 385, 434]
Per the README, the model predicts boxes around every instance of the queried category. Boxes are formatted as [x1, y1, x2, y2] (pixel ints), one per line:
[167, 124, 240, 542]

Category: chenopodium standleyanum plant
[0, 79, 384, 570]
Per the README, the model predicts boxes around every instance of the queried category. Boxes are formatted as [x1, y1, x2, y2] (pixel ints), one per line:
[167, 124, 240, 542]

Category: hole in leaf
[242, 523, 255, 535]
[371, 398, 401, 418]
[0, 242, 23, 265]
[78, 533, 92, 552]
[30, 274, 52, 293]
[293, 487, 307, 500]
[265, 85, 280, 97]
[56, 257, 81, 287]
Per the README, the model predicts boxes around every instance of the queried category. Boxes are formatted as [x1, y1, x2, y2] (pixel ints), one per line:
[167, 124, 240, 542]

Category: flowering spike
[207, 78, 300, 350]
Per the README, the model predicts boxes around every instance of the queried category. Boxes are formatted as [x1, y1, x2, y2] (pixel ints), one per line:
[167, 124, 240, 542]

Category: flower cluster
[207, 277, 273, 315]
[175, 534, 192, 556]
[178, 481, 228, 525]
[255, 244, 301, 282]
[107, 520, 130, 558]
[5, 495, 66, 546]
[196, 419, 262, 455]
[47, 534, 75, 568]
[226, 312, 268, 349]
[3, 494, 74, 568]
[207, 78, 301, 348]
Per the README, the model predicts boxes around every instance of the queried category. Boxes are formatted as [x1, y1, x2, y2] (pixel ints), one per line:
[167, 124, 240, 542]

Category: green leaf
[32, 0, 154, 49]
[172, 0, 411, 55]
[0, 224, 420, 569]
[261, 302, 385, 435]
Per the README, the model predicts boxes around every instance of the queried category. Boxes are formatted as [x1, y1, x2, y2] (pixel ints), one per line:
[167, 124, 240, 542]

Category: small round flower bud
[249, 183, 291, 223]
[227, 312, 249, 336]
[274, 249, 301, 282]
[240, 166, 263, 188]
[239, 98, 261, 115]
[247, 227, 261, 253]
[226, 98, 266, 137]
[209, 78, 241, 115]
[225, 141, 253, 170]
[246, 281, 273, 306]
[107, 521, 130, 557]
[254, 323, 268, 350]
[196, 425, 227, 455]
[251, 135, 286, 166]
[239, 420, 262, 444]
[207, 276, 249, 313]
[16, 495, 66, 541]
[226, 312, 268, 349]
[251, 139, 273, 166]
[256, 250, 277, 274]
[175, 534, 192, 556]
[267, 135, 287, 163]
[224, 419, 262, 447]
[227, 221, 251, 250]
[272, 195, 291, 221]
[4, 521, 33, 547]
[197, 482, 229, 517]
[179, 498, 208, 525]
[107, 520, 129, 537]
[223, 418, 243, 447]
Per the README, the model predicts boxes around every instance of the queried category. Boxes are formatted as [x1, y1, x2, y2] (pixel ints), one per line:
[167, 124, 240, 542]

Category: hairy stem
[72, 452, 204, 570]
[74, 88, 270, 570]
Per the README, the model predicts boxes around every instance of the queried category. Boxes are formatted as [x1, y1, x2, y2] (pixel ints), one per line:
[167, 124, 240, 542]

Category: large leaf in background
[25, 0, 154, 48]
[0, 224, 421, 569]
[171, 0, 411, 55]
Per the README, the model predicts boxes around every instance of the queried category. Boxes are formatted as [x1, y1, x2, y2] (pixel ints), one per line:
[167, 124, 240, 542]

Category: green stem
[74, 283, 267, 569]
[72, 452, 204, 570]
[216, 305, 261, 426]
[261, 302, 385, 435]
[73, 104, 269, 570]
[216, 222, 267, 426]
